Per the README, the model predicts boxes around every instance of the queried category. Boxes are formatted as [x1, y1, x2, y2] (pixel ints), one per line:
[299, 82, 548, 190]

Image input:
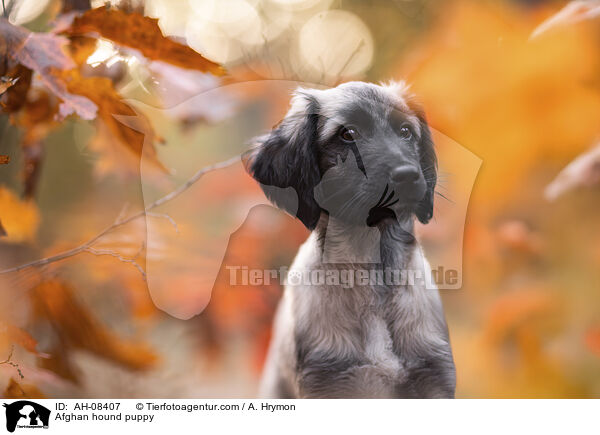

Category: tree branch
[0, 346, 24, 379]
[0, 154, 240, 275]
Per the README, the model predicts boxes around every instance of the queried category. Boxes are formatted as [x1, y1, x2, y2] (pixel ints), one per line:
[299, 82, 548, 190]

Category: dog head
[246, 81, 437, 230]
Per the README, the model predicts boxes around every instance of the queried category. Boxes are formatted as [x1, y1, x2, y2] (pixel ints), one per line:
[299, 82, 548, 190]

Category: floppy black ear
[413, 107, 437, 224]
[245, 95, 322, 230]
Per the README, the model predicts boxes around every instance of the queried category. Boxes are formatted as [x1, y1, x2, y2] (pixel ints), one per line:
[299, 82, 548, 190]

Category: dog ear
[245, 93, 322, 230]
[411, 103, 437, 224]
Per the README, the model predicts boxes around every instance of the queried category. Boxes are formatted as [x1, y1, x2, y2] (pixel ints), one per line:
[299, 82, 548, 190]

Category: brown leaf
[66, 7, 224, 74]
[0, 64, 32, 113]
[10, 88, 59, 147]
[31, 280, 159, 372]
[59, 70, 166, 170]
[0, 77, 17, 94]
[66, 35, 98, 66]
[0, 17, 97, 119]
[3, 378, 46, 399]
[68, 37, 128, 83]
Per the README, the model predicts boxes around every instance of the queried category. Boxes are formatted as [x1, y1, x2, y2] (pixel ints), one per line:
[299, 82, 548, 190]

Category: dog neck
[314, 213, 417, 268]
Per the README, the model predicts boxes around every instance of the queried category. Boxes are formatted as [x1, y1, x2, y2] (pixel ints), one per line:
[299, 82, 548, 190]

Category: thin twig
[146, 212, 179, 233]
[0, 155, 240, 275]
[338, 40, 365, 80]
[0, 346, 24, 379]
[84, 247, 146, 280]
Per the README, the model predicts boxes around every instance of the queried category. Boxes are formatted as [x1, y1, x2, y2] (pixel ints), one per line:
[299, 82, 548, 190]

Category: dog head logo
[3, 401, 50, 432]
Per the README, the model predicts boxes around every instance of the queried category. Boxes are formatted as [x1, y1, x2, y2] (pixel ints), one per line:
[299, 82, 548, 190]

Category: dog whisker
[376, 184, 389, 207]
[383, 189, 395, 205]
[434, 190, 454, 203]
[385, 198, 400, 207]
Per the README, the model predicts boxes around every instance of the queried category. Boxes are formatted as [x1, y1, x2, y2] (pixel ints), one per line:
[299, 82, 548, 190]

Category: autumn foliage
[0, 1, 225, 397]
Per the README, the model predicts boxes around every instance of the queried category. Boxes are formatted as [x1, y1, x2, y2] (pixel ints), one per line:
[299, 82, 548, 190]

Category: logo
[3, 401, 50, 433]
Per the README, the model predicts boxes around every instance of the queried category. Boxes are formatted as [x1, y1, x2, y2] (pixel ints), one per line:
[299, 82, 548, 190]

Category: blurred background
[0, 0, 599, 398]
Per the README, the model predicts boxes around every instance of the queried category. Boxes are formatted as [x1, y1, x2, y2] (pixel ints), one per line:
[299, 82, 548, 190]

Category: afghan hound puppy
[246, 81, 455, 398]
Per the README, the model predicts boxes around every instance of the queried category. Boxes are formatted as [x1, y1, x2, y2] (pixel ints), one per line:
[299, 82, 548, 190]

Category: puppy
[246, 81, 456, 398]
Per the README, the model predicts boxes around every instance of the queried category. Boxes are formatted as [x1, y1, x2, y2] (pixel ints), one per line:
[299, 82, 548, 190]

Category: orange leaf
[66, 35, 98, 66]
[3, 378, 45, 399]
[66, 7, 224, 75]
[10, 89, 59, 147]
[484, 286, 561, 344]
[31, 280, 158, 372]
[0, 186, 40, 243]
[0, 323, 38, 354]
[58, 70, 166, 171]
[10, 328, 38, 355]
[0, 155, 9, 164]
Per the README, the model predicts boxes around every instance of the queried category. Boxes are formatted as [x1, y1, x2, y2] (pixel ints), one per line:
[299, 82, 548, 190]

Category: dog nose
[391, 165, 420, 184]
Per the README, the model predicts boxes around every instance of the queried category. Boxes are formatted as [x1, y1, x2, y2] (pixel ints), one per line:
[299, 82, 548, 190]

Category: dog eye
[339, 126, 358, 143]
[399, 125, 413, 140]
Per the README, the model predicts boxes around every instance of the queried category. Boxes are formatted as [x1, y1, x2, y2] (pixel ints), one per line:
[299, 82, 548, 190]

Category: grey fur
[248, 81, 456, 398]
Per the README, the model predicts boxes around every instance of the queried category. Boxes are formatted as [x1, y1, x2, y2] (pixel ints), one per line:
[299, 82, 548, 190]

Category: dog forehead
[295, 81, 408, 109]
[340, 81, 410, 107]
[302, 82, 419, 137]
[321, 82, 409, 115]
